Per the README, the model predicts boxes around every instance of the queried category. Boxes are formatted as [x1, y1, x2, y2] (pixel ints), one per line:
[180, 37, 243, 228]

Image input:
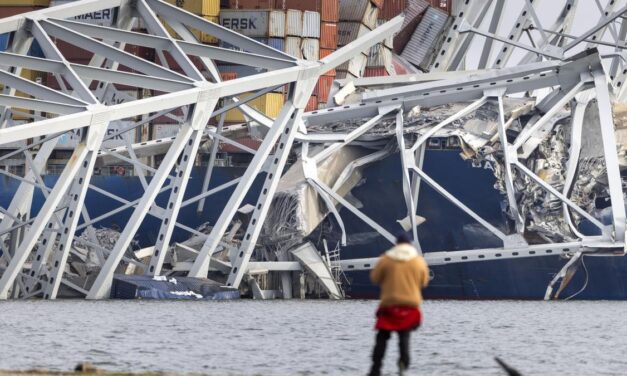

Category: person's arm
[370, 257, 385, 285]
[418, 257, 430, 288]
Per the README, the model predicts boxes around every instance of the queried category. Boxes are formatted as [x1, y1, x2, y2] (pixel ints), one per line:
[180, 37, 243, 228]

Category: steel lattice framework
[0, 0, 626, 300]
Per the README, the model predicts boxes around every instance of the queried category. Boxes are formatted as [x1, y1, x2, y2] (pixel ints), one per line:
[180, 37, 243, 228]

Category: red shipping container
[379, 0, 405, 20]
[276, 0, 321, 11]
[228, 0, 276, 8]
[319, 48, 336, 76]
[0, 6, 44, 18]
[316, 76, 334, 103]
[321, 0, 339, 22]
[364, 66, 389, 77]
[320, 22, 337, 49]
[305, 95, 317, 112]
[220, 72, 238, 81]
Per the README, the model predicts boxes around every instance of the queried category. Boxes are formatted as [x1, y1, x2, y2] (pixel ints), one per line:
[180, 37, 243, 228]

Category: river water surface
[0, 300, 624, 375]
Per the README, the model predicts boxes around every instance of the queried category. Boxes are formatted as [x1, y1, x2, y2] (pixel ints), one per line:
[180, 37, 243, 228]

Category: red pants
[375, 305, 421, 331]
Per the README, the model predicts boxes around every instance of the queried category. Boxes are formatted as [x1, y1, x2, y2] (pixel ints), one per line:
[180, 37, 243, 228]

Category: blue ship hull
[1, 149, 626, 299]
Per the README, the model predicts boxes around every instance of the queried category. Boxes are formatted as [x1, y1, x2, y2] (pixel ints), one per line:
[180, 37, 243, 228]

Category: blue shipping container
[267, 37, 284, 52]
[0, 34, 9, 52]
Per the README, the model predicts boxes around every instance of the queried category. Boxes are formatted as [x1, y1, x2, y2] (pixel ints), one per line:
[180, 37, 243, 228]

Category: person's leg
[369, 330, 391, 376]
[398, 330, 411, 371]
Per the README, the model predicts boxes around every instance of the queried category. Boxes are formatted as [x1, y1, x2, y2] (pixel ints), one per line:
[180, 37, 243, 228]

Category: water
[0, 300, 625, 376]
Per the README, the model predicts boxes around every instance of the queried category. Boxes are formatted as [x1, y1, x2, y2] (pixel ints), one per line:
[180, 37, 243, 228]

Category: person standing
[368, 233, 430, 376]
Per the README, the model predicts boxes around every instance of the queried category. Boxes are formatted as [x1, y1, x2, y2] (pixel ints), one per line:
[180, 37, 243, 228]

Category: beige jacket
[370, 243, 430, 307]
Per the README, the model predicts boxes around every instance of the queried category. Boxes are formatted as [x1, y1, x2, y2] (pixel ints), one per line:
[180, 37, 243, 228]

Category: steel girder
[0, 0, 403, 299]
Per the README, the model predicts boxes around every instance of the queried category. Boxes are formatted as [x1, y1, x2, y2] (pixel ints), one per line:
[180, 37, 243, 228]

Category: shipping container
[320, 22, 337, 49]
[320, 22, 338, 49]
[154, 124, 181, 139]
[50, 0, 115, 26]
[0, 6, 44, 18]
[339, 0, 378, 29]
[220, 72, 238, 81]
[392, 0, 429, 53]
[0, 0, 49, 6]
[224, 92, 285, 122]
[364, 66, 389, 77]
[321, 0, 339, 22]
[367, 43, 392, 69]
[337, 53, 367, 77]
[337, 21, 370, 46]
[166, 0, 220, 16]
[379, 0, 404, 20]
[195, 17, 220, 44]
[302, 11, 320, 38]
[319, 48, 336, 76]
[400, 6, 448, 69]
[228, 0, 276, 9]
[301, 38, 319, 60]
[219, 137, 262, 153]
[429, 0, 452, 15]
[276, 0, 320, 12]
[220, 9, 286, 37]
[286, 9, 302, 37]
[315, 75, 334, 103]
[305, 95, 317, 112]
[0, 34, 8, 52]
[284, 36, 302, 58]
[266, 37, 285, 51]
[335, 70, 358, 80]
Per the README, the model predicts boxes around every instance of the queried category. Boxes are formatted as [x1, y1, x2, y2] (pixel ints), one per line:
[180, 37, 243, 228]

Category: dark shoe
[398, 360, 408, 376]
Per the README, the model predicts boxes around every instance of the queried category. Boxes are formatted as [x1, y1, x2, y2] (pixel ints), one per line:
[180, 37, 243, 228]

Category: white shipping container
[337, 53, 367, 77]
[154, 124, 181, 139]
[302, 11, 321, 38]
[285, 36, 303, 59]
[50, 0, 114, 26]
[220, 10, 286, 38]
[367, 43, 393, 68]
[301, 38, 319, 60]
[286, 9, 303, 37]
[339, 0, 378, 29]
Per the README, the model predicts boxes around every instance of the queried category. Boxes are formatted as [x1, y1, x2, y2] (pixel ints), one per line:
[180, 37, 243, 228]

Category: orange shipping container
[305, 95, 317, 112]
[316, 76, 334, 103]
[321, 0, 339, 22]
[320, 22, 338, 49]
[220, 72, 238, 81]
[319, 49, 336, 76]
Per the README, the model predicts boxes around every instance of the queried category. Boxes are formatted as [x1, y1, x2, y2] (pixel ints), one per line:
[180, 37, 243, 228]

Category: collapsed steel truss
[0, 0, 626, 300]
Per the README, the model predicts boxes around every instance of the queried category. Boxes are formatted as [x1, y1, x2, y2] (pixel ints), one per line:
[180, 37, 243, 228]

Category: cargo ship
[1, 137, 617, 300]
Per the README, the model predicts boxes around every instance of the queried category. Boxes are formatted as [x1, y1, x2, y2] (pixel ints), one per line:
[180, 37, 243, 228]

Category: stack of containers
[364, 19, 394, 77]
[316, 0, 338, 109]
[0, 0, 50, 120]
[337, 0, 379, 81]
[219, 9, 285, 52]
[301, 9, 321, 111]
[218, 9, 286, 123]
[164, 0, 221, 44]
[285, 9, 303, 58]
